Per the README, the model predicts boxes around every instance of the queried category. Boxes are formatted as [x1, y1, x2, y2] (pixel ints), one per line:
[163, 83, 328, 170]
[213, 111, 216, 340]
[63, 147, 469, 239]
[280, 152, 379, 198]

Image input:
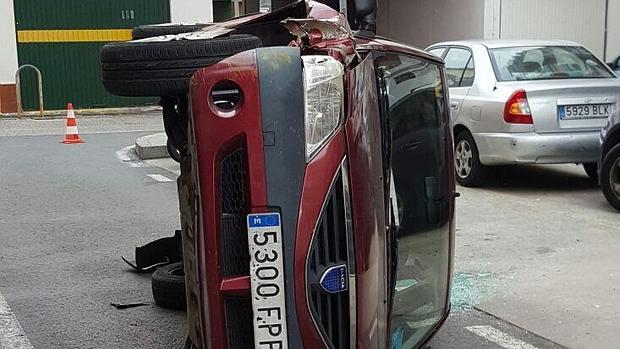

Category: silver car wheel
[611, 157, 620, 198]
[455, 139, 473, 179]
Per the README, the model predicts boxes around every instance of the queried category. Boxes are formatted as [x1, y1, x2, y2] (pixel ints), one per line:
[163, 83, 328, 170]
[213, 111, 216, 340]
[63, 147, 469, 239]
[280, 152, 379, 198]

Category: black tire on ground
[151, 262, 187, 310]
[131, 23, 211, 40]
[167, 139, 182, 163]
[583, 162, 599, 182]
[101, 34, 262, 97]
[600, 143, 620, 211]
[454, 131, 487, 187]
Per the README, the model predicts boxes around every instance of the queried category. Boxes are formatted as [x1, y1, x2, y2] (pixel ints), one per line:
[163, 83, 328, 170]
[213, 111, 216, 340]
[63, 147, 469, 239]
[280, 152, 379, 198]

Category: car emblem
[585, 98, 593, 104]
[320, 264, 348, 293]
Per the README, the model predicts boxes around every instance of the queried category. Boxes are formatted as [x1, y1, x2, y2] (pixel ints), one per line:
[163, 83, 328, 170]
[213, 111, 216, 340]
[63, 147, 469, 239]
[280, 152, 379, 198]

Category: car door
[443, 47, 475, 122]
[375, 52, 454, 349]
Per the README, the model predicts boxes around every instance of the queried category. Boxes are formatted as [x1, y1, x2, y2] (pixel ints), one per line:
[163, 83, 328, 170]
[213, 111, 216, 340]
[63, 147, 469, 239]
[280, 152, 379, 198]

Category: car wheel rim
[455, 139, 473, 179]
[610, 157, 620, 198]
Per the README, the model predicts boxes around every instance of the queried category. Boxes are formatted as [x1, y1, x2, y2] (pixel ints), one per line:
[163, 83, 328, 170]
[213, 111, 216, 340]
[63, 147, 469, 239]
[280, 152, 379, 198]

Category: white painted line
[466, 326, 538, 349]
[0, 291, 34, 349]
[115, 145, 149, 168]
[146, 174, 174, 182]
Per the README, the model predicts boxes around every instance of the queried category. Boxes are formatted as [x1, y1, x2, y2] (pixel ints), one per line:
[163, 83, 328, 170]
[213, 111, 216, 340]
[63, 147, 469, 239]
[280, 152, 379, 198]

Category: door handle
[450, 102, 459, 110]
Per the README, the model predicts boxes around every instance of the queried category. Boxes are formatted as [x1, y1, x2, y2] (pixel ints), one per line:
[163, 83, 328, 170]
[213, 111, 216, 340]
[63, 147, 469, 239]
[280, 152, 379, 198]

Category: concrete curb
[135, 132, 169, 160]
[0, 106, 162, 120]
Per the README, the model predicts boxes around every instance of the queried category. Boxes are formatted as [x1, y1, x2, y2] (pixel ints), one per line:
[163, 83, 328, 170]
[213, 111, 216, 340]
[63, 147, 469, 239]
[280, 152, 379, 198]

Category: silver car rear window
[489, 46, 614, 81]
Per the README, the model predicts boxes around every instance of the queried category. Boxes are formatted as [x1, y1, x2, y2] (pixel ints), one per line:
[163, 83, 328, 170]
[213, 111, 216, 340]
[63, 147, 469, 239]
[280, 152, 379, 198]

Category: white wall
[606, 0, 620, 62]
[499, 0, 607, 59]
[170, 0, 214, 23]
[377, 0, 485, 49]
[0, 0, 19, 84]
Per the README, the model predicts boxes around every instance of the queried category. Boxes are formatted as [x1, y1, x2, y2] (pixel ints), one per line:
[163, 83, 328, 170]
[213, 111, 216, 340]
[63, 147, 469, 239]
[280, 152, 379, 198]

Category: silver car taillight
[504, 89, 533, 124]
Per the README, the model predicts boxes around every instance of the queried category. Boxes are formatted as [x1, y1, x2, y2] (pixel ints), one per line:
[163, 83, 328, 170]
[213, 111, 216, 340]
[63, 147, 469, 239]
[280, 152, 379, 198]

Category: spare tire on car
[100, 34, 262, 97]
[131, 23, 211, 40]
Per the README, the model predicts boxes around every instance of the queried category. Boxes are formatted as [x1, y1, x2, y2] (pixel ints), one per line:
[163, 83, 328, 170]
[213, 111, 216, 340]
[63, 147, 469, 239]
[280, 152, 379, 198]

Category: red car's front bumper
[190, 47, 354, 348]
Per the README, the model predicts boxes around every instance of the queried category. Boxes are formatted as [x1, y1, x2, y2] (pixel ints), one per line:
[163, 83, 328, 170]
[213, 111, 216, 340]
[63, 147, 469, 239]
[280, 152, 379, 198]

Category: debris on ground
[110, 302, 150, 310]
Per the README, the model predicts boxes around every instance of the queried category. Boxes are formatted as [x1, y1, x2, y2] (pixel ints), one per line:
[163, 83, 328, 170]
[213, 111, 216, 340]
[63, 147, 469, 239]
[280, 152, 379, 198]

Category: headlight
[302, 56, 345, 161]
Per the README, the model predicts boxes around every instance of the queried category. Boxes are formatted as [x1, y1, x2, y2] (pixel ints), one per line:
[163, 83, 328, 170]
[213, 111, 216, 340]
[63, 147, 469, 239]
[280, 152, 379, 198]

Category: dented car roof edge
[135, 0, 443, 66]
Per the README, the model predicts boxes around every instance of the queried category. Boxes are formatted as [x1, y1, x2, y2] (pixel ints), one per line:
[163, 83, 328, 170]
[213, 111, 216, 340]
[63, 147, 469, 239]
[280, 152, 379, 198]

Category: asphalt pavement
[0, 113, 617, 348]
[446, 164, 619, 349]
[0, 115, 186, 348]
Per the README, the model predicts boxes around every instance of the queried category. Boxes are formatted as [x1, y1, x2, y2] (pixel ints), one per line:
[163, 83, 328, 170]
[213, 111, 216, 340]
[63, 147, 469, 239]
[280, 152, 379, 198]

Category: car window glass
[376, 53, 451, 349]
[523, 50, 543, 67]
[460, 57, 475, 87]
[555, 50, 586, 71]
[428, 48, 446, 58]
[490, 46, 614, 81]
[443, 48, 472, 87]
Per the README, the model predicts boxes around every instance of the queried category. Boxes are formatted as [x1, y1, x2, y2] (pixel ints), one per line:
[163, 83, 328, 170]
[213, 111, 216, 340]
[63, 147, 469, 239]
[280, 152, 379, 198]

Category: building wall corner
[483, 0, 501, 39]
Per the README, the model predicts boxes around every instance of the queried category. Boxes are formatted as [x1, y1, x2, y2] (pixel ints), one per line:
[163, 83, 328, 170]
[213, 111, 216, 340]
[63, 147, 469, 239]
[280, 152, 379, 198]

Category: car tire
[131, 23, 211, 40]
[600, 143, 620, 211]
[151, 262, 187, 310]
[454, 131, 487, 187]
[100, 34, 262, 97]
[167, 139, 182, 163]
[583, 162, 599, 182]
[161, 96, 189, 157]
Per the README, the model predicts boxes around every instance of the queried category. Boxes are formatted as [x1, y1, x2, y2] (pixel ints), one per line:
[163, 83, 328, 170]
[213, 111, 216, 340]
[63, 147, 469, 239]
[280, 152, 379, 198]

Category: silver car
[608, 55, 620, 75]
[427, 40, 620, 186]
[600, 109, 620, 211]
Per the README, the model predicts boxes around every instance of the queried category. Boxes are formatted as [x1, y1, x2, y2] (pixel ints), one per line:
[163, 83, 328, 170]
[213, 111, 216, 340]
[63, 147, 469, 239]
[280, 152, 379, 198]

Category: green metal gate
[14, 0, 170, 111]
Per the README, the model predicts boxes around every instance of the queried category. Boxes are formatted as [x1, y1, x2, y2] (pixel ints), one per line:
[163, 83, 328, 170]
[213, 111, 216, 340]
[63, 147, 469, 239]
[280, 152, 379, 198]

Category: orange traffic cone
[61, 103, 84, 144]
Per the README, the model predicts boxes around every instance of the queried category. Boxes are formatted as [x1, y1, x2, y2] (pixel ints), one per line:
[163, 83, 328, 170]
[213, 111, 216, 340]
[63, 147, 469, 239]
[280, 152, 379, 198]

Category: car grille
[219, 146, 256, 348]
[307, 172, 352, 349]
[220, 147, 250, 277]
[224, 298, 255, 348]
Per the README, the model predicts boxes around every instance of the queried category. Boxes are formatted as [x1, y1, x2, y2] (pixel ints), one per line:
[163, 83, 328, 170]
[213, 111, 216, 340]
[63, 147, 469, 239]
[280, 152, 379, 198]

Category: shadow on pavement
[479, 164, 598, 193]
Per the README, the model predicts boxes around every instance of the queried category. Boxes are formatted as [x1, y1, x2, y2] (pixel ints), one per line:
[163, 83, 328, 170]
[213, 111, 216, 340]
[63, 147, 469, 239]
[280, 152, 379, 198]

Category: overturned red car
[102, 1, 456, 348]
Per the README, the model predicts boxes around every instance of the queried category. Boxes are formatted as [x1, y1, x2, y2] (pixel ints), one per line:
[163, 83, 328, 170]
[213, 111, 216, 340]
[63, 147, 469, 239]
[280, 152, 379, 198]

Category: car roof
[428, 39, 582, 50]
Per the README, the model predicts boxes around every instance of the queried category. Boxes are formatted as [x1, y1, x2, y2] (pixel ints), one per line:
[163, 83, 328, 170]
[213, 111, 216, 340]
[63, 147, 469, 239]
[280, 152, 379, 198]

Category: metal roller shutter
[499, 0, 607, 58]
[14, 0, 170, 110]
